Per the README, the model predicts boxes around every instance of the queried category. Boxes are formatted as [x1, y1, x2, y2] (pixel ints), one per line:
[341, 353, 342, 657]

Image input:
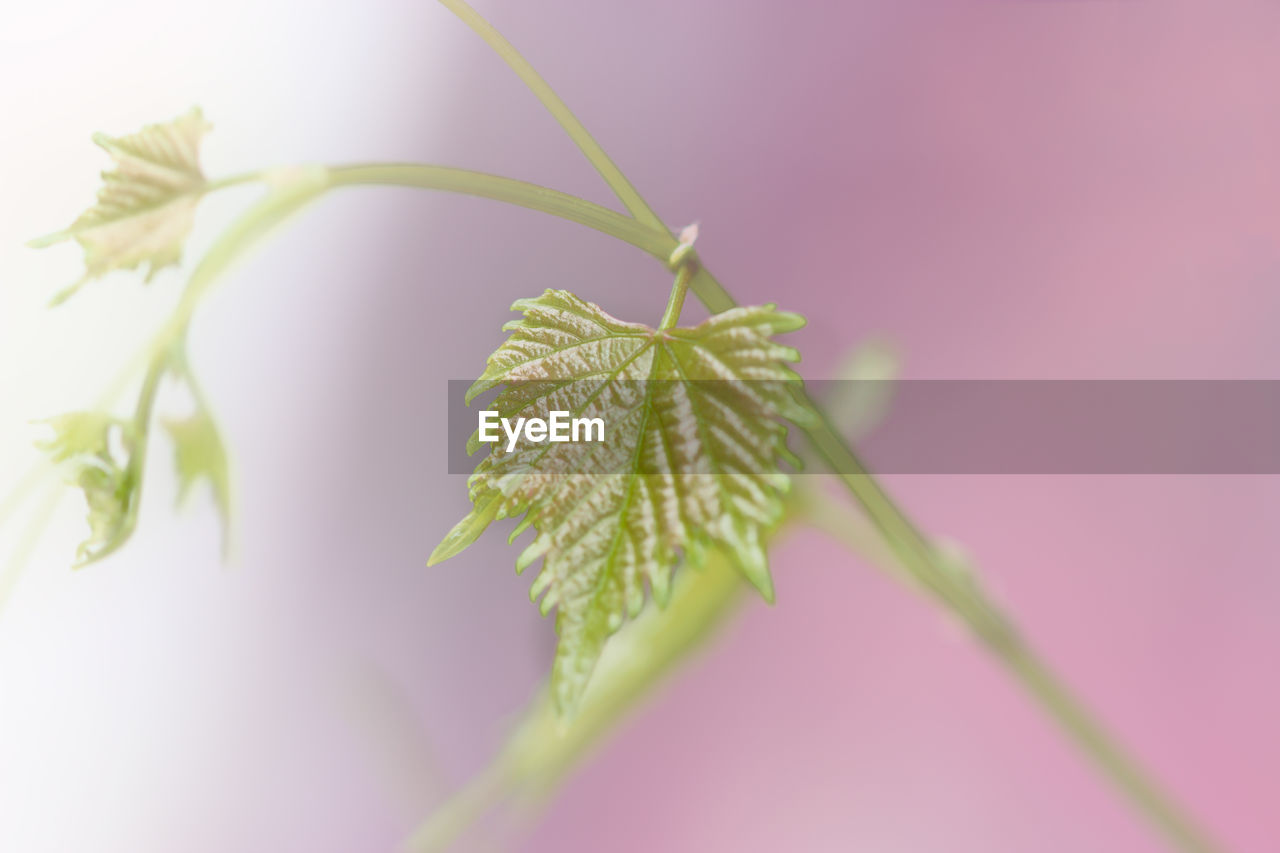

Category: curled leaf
[30, 107, 212, 303]
[37, 413, 139, 566]
[432, 289, 813, 715]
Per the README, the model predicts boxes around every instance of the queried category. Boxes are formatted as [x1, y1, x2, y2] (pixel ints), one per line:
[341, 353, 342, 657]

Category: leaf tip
[428, 494, 501, 566]
[730, 541, 776, 604]
[26, 232, 66, 250]
[427, 532, 472, 566]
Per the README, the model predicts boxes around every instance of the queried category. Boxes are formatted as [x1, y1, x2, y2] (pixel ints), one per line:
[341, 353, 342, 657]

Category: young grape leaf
[161, 357, 233, 553]
[37, 413, 139, 566]
[29, 107, 212, 304]
[165, 405, 231, 554]
[430, 289, 814, 715]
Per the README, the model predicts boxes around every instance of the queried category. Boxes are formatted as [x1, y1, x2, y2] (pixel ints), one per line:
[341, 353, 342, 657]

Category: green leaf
[164, 406, 231, 553]
[29, 107, 212, 304]
[433, 289, 814, 715]
[36, 413, 138, 566]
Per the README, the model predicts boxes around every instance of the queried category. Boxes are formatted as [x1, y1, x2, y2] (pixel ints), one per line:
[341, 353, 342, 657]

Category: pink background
[1, 1, 1277, 851]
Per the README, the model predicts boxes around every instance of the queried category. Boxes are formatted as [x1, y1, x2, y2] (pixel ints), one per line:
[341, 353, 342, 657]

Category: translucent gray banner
[447, 380, 1280, 474]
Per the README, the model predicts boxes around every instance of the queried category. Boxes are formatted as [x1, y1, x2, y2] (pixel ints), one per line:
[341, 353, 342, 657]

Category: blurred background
[1, 1, 1278, 850]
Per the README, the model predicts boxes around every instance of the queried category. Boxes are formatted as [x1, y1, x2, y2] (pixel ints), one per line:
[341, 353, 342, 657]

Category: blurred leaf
[824, 337, 900, 439]
[431, 289, 812, 715]
[36, 412, 137, 566]
[30, 107, 212, 303]
[164, 405, 230, 551]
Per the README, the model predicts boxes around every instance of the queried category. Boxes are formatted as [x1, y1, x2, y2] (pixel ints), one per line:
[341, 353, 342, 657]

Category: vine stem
[324, 165, 671, 257]
[436, 0, 667, 233]
[658, 261, 697, 330]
